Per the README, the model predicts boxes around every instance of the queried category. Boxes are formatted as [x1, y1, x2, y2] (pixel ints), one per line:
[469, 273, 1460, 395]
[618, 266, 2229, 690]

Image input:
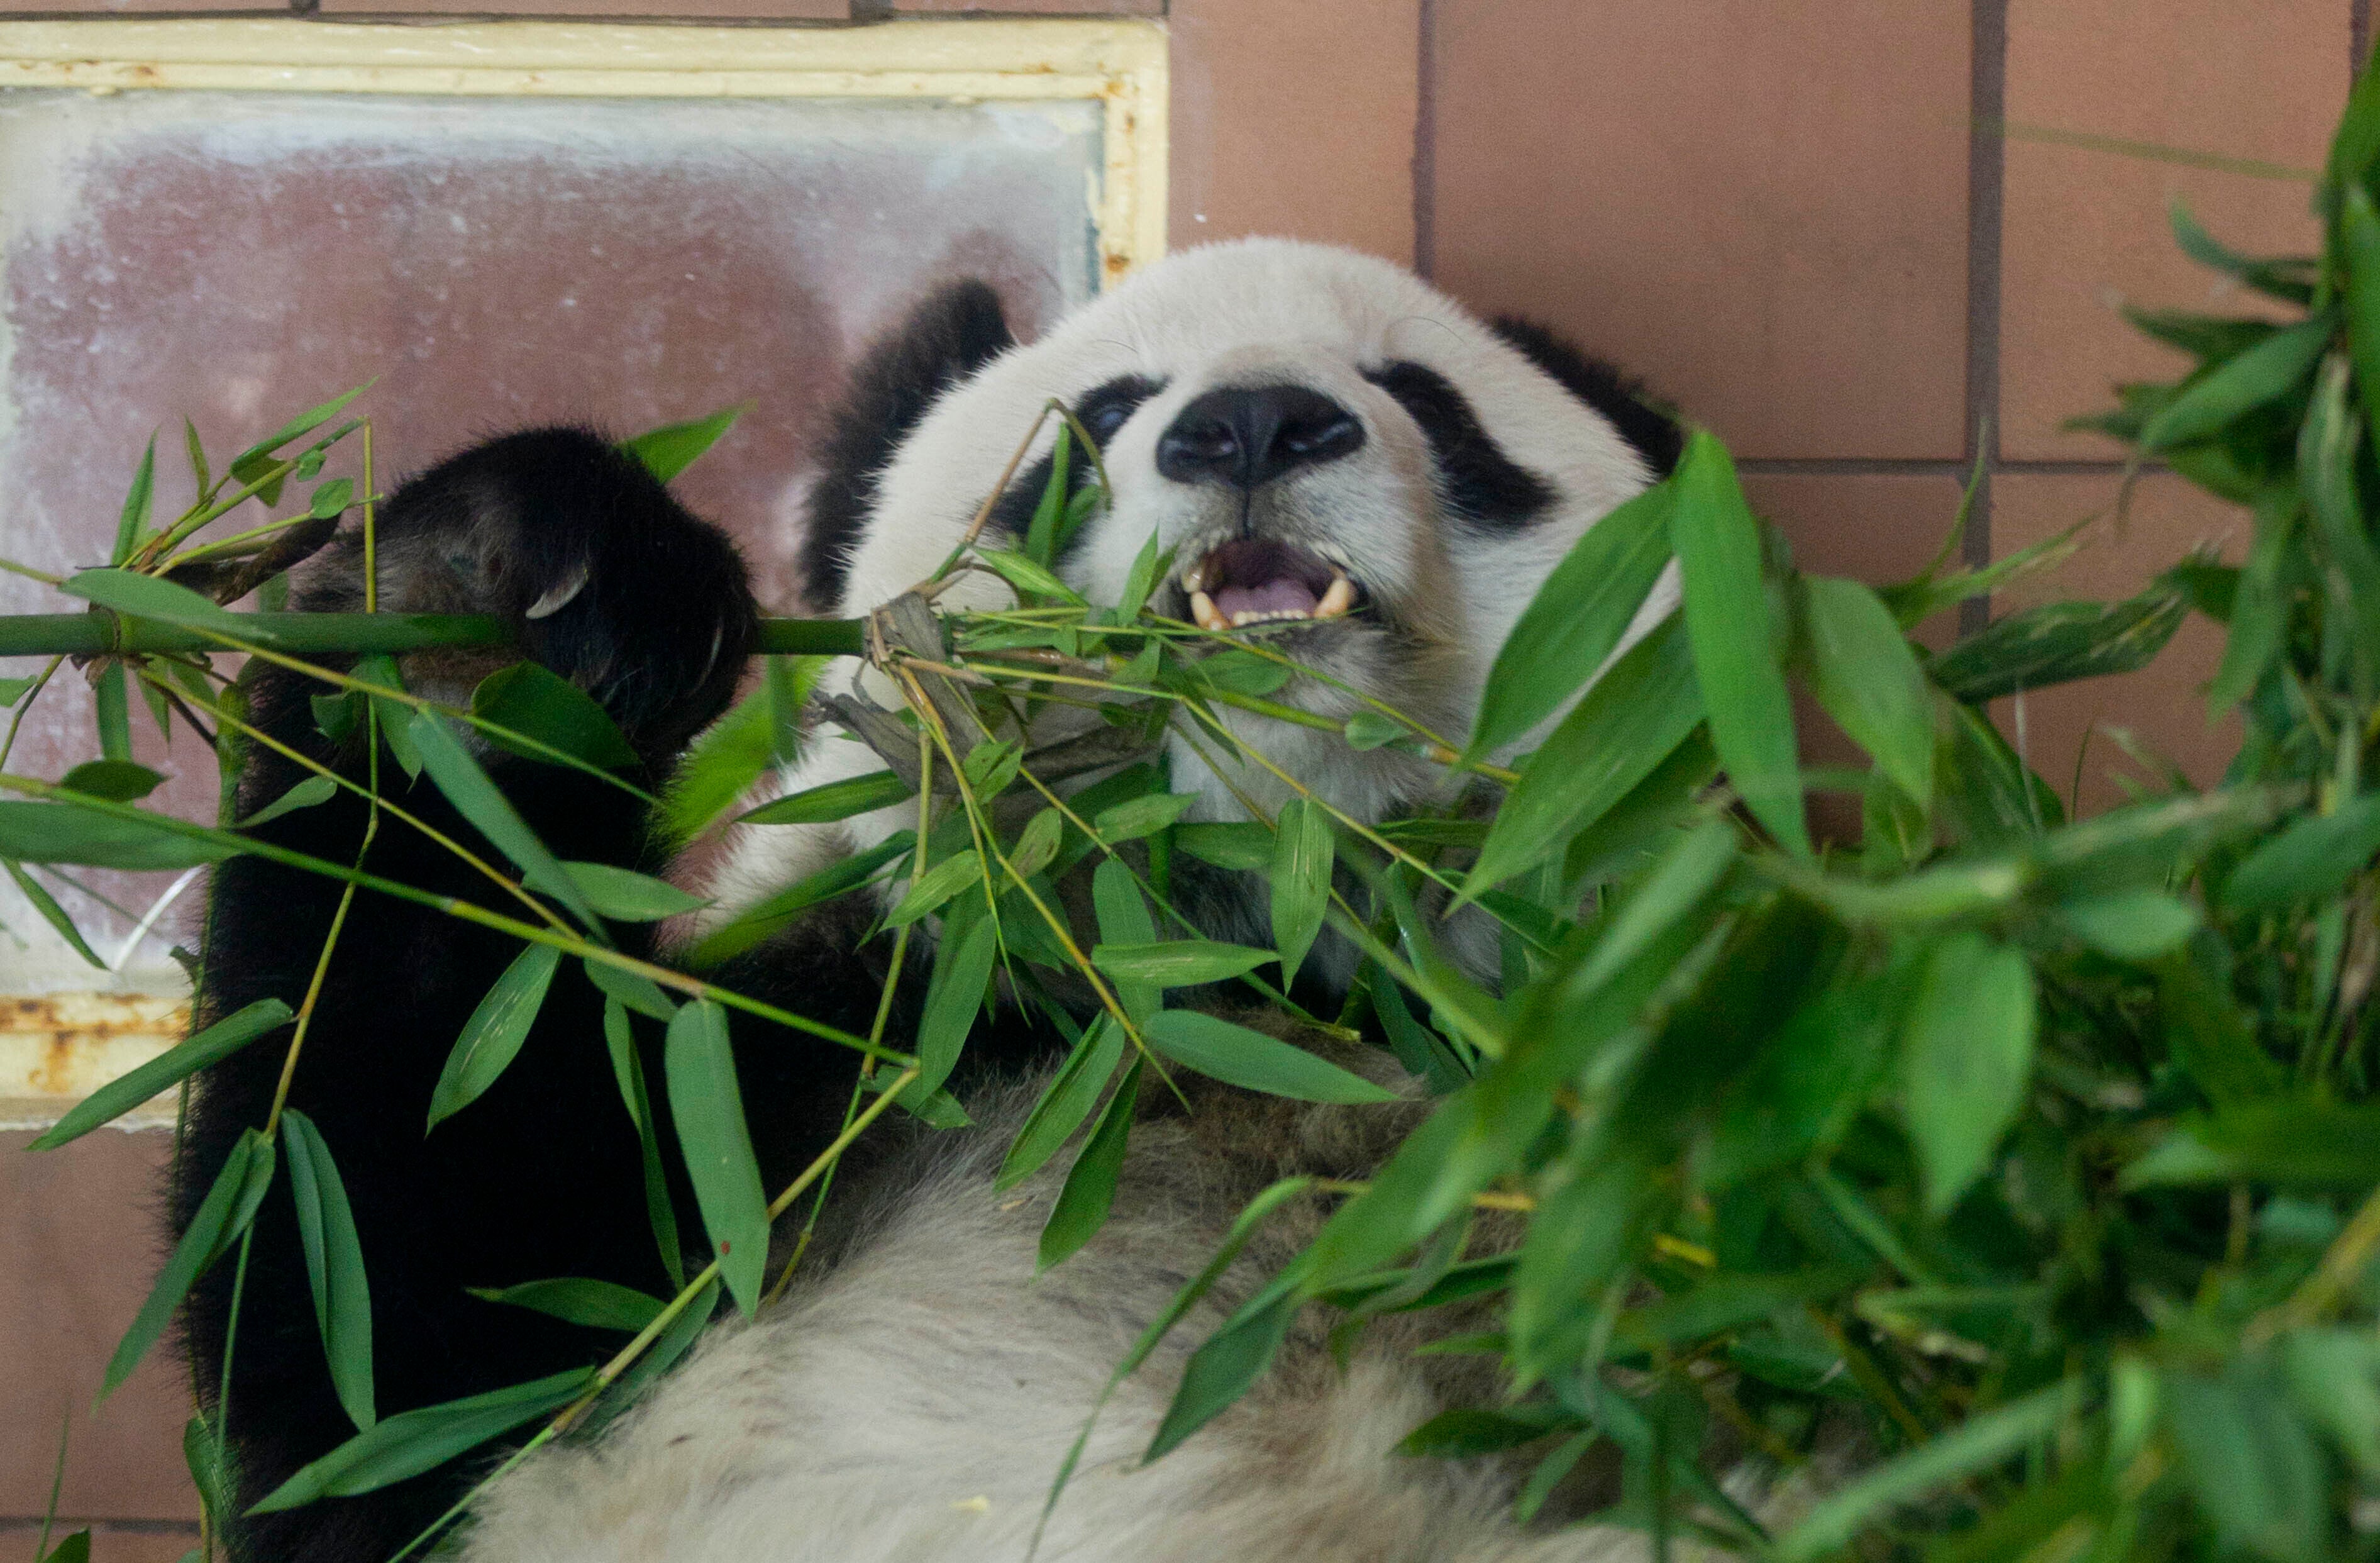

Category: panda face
[716, 239, 1678, 926]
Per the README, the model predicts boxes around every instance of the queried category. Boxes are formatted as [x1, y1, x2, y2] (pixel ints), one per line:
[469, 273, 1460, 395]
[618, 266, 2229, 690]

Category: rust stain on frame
[0, 993, 188, 1130]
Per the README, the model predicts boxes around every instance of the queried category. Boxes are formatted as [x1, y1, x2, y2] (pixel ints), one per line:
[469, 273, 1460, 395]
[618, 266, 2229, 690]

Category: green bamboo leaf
[104, 1128, 276, 1399]
[1038, 1059, 1139, 1272]
[1022, 421, 1073, 565]
[2125, 1096, 2380, 1187]
[59, 760, 162, 803]
[407, 710, 601, 930]
[2280, 1329, 2380, 1479]
[559, 861, 709, 923]
[999, 1016, 1127, 1191]
[602, 995, 684, 1288]
[1147, 1288, 1298, 1459]
[466, 1277, 665, 1333]
[2054, 887, 2199, 959]
[1092, 791, 1192, 843]
[977, 547, 1085, 606]
[230, 382, 372, 476]
[1399, 1406, 1574, 1458]
[2153, 948, 2285, 1109]
[280, 1108, 375, 1430]
[62, 567, 245, 633]
[2167, 1364, 2328, 1563]
[237, 774, 337, 828]
[470, 663, 638, 772]
[585, 956, 678, 1022]
[2300, 354, 2380, 685]
[246, 1366, 591, 1513]
[621, 403, 747, 484]
[1566, 816, 1737, 1001]
[886, 848, 984, 928]
[1672, 430, 1807, 855]
[2330, 52, 2380, 189]
[2226, 793, 2380, 911]
[1270, 797, 1333, 982]
[686, 830, 913, 967]
[665, 999, 770, 1315]
[306, 477, 355, 521]
[113, 436, 155, 566]
[37, 1532, 87, 1563]
[426, 943, 562, 1132]
[1091, 939, 1275, 988]
[1798, 575, 1934, 806]
[660, 659, 822, 843]
[1773, 1382, 2075, 1563]
[735, 769, 909, 827]
[1092, 857, 1160, 1024]
[1172, 821, 1272, 871]
[2169, 197, 2318, 306]
[1116, 530, 1170, 623]
[4, 860, 105, 971]
[2139, 313, 2332, 451]
[917, 909, 999, 1096]
[2343, 182, 2380, 453]
[32, 999, 292, 1150]
[1900, 933, 2037, 1214]
[0, 799, 234, 870]
[1468, 476, 1675, 758]
[1142, 1010, 1397, 1104]
[2210, 489, 2295, 715]
[1929, 587, 2189, 703]
[1009, 807, 1063, 879]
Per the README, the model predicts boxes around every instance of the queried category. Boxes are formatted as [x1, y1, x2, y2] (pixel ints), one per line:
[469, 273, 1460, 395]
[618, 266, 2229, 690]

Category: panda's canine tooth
[1191, 590, 1229, 632]
[1315, 574, 1355, 620]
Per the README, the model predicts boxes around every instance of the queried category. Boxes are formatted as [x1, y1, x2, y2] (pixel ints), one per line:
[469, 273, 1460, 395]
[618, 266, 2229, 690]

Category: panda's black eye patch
[1363, 360, 1556, 530]
[1074, 374, 1166, 449]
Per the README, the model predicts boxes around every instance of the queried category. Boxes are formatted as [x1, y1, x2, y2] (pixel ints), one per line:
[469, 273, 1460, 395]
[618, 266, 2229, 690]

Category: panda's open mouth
[1180, 539, 1361, 632]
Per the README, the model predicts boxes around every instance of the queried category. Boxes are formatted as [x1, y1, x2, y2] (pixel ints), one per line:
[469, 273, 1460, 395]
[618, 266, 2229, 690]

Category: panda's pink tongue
[1213, 579, 1321, 620]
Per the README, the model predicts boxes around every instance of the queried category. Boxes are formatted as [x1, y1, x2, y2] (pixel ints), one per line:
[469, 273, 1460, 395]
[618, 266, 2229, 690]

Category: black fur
[984, 373, 1166, 565]
[799, 281, 1015, 609]
[175, 430, 1049, 1563]
[1487, 316, 1683, 479]
[1363, 360, 1559, 530]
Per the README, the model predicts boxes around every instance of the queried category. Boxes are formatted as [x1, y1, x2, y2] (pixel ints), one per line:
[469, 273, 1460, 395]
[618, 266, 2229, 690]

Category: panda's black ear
[1488, 316, 1684, 481]
[802, 280, 1015, 609]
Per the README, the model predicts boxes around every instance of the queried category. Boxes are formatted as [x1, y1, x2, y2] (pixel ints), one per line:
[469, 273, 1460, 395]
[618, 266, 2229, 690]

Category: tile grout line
[1738, 457, 2132, 477]
[1962, 0, 2010, 637]
[1410, 0, 1436, 279]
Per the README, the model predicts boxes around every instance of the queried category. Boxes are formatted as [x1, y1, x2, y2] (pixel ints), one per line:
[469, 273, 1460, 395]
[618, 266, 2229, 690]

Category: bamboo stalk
[0, 611, 867, 659]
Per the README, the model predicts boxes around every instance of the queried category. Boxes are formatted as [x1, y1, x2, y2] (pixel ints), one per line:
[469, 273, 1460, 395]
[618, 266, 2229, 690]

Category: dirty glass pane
[0, 87, 1103, 1077]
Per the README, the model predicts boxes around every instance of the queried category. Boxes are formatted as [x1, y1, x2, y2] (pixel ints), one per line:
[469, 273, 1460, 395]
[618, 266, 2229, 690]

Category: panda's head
[803, 238, 1680, 826]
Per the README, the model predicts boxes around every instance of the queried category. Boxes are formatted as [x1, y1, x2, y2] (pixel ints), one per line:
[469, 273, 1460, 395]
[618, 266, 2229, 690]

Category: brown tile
[0, 1525, 199, 1563]
[0, 1130, 200, 1524]
[1168, 0, 1420, 262]
[0, 0, 286, 13]
[1986, 471, 2245, 813]
[2000, 0, 2350, 459]
[1429, 1, 1973, 461]
[897, 1, 1158, 11]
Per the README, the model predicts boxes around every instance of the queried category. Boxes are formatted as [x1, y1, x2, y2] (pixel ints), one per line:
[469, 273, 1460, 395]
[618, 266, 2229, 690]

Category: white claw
[1191, 589, 1228, 632]
[1315, 573, 1355, 620]
[525, 564, 589, 620]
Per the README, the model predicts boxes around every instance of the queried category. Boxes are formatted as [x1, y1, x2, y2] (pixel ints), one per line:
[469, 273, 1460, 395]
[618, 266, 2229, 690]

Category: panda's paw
[329, 426, 758, 759]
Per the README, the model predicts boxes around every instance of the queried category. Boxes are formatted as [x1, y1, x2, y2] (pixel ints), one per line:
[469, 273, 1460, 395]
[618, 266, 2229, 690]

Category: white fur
[695, 239, 1674, 928]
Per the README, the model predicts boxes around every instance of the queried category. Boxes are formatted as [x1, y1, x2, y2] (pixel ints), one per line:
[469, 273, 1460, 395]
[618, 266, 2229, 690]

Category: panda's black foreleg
[174, 430, 766, 1562]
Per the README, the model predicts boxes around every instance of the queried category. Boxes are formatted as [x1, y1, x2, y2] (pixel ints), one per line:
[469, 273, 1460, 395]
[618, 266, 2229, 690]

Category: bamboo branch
[0, 612, 867, 660]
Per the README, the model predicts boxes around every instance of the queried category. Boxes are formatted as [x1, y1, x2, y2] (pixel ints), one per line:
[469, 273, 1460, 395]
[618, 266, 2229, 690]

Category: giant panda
[173, 238, 1688, 1563]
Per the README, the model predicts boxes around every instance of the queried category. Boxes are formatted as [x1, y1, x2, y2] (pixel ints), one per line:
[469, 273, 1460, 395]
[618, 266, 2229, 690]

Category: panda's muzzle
[1157, 385, 1365, 492]
[1181, 538, 1360, 632]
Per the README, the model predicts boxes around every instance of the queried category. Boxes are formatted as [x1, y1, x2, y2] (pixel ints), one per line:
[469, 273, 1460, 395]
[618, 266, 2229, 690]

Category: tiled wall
[0, 1, 2358, 1549]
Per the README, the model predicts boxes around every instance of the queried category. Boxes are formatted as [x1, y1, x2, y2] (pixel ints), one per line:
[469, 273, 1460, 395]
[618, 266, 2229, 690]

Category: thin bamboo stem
[0, 611, 865, 659]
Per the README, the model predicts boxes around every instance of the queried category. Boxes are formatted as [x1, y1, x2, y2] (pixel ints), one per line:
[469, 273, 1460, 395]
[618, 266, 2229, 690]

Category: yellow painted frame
[0, 17, 1168, 284]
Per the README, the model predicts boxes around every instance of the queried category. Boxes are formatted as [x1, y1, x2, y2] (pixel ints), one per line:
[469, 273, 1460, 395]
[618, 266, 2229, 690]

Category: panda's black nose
[1156, 385, 1366, 491]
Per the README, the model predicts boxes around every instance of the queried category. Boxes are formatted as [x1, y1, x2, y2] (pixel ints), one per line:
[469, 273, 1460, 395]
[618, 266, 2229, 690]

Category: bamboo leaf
[466, 1277, 665, 1333]
[280, 1108, 375, 1430]
[1173, 821, 1273, 872]
[1930, 587, 2190, 703]
[32, 999, 292, 1150]
[1147, 1288, 1298, 1460]
[246, 1366, 591, 1513]
[622, 403, 747, 484]
[602, 995, 684, 1288]
[665, 999, 770, 1315]
[236, 774, 337, 828]
[0, 799, 235, 871]
[559, 861, 709, 923]
[229, 382, 372, 476]
[1091, 939, 1276, 988]
[1900, 933, 2037, 1215]
[307, 477, 355, 521]
[685, 830, 912, 967]
[2225, 793, 2380, 911]
[470, 663, 638, 772]
[1010, 807, 1063, 879]
[59, 760, 162, 802]
[1798, 575, 1934, 806]
[917, 908, 999, 1097]
[2343, 181, 2380, 453]
[62, 568, 245, 633]
[1270, 796, 1333, 982]
[2139, 313, 2332, 450]
[1672, 430, 1807, 855]
[1022, 421, 1073, 566]
[1093, 791, 1192, 843]
[1092, 856, 1160, 1024]
[999, 1015, 1127, 1191]
[1468, 476, 1675, 757]
[4, 860, 106, 971]
[1038, 1058, 1139, 1271]
[104, 1128, 275, 1399]
[585, 956, 679, 1021]
[735, 769, 909, 828]
[407, 710, 602, 930]
[977, 547, 1085, 606]
[113, 436, 155, 566]
[1142, 1010, 1397, 1103]
[887, 848, 984, 928]
[659, 659, 823, 844]
[426, 943, 563, 1132]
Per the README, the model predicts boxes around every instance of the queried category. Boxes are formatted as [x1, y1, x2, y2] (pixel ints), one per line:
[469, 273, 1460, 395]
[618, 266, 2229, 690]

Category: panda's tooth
[1231, 609, 1258, 628]
[1181, 560, 1209, 593]
[1315, 574, 1355, 619]
[1192, 590, 1229, 632]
